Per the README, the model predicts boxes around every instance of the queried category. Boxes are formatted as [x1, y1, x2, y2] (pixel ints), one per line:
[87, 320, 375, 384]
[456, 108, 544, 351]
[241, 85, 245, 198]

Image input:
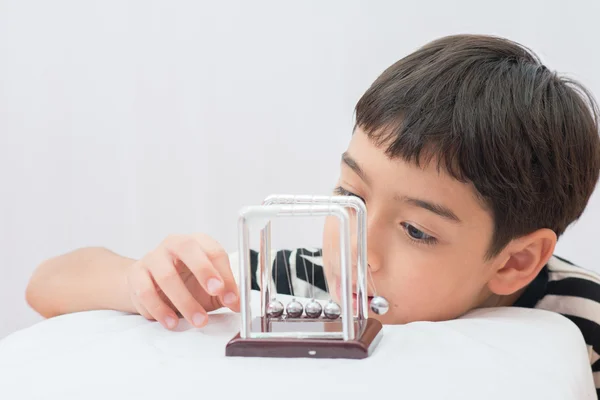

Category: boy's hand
[126, 233, 239, 329]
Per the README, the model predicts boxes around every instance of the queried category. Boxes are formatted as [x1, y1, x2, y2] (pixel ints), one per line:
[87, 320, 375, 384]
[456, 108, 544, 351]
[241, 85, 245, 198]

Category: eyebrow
[341, 152, 461, 223]
[341, 152, 370, 184]
[396, 195, 462, 223]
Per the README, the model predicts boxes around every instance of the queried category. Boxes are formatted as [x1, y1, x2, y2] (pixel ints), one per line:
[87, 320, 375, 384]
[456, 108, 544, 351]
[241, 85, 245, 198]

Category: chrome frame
[237, 199, 360, 341]
[262, 195, 368, 320]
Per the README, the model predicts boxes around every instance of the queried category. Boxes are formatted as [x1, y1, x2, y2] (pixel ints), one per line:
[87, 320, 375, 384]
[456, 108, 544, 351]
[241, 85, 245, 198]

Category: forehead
[345, 129, 492, 223]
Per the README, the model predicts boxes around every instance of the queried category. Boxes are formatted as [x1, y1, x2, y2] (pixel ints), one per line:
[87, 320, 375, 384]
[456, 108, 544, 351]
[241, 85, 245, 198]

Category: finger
[132, 296, 153, 321]
[164, 235, 228, 302]
[193, 233, 240, 312]
[132, 268, 180, 329]
[149, 250, 209, 328]
[127, 267, 156, 321]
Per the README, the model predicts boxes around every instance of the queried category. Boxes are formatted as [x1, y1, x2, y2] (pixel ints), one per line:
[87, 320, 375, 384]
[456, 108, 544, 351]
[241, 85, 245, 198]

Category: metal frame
[261, 195, 368, 320]
[237, 197, 364, 341]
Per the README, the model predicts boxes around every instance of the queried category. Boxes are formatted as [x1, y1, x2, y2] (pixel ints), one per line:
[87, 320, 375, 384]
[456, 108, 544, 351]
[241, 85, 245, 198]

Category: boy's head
[321, 34, 600, 324]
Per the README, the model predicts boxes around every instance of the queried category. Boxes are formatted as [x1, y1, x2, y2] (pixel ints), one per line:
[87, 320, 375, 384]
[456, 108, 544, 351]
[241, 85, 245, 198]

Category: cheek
[378, 250, 490, 322]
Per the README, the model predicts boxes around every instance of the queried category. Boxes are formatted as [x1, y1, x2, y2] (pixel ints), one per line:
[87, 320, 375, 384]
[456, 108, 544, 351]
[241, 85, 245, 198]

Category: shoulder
[546, 255, 600, 286]
[540, 256, 600, 320]
[534, 255, 600, 365]
[536, 255, 600, 318]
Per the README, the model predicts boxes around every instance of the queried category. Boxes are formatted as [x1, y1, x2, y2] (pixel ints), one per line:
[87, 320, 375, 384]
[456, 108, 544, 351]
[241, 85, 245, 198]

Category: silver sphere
[305, 299, 323, 318]
[323, 300, 341, 319]
[266, 299, 284, 318]
[285, 299, 304, 318]
[369, 296, 389, 315]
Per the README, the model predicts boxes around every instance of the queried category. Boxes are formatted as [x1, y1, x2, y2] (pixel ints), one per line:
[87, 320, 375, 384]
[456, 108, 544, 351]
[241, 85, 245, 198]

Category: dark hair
[355, 34, 600, 258]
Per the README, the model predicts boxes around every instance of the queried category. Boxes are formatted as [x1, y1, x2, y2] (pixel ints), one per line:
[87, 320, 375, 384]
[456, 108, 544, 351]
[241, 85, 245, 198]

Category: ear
[487, 229, 557, 296]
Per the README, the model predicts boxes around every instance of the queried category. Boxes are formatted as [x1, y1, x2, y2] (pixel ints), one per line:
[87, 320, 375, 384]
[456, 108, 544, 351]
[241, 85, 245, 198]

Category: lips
[336, 279, 374, 301]
[351, 292, 374, 300]
[346, 292, 375, 312]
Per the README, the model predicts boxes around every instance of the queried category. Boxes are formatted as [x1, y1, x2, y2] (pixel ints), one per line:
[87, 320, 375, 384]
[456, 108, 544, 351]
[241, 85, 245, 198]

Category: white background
[1, 0, 599, 339]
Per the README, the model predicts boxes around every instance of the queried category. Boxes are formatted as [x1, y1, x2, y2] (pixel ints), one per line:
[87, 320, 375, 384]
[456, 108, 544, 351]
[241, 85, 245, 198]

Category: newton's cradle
[225, 194, 388, 359]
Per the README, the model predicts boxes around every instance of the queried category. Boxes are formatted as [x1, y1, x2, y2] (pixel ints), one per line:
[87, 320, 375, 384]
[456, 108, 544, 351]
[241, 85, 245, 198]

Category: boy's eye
[405, 223, 427, 239]
[335, 186, 437, 245]
[401, 222, 437, 244]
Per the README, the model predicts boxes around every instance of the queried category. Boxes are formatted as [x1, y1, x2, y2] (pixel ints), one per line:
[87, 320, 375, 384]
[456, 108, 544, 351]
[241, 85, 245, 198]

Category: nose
[345, 211, 384, 296]
[365, 215, 384, 273]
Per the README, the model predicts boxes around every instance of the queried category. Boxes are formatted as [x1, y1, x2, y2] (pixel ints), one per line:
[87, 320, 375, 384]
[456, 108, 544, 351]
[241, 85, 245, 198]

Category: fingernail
[165, 316, 177, 329]
[223, 292, 237, 305]
[193, 313, 207, 327]
[206, 278, 223, 294]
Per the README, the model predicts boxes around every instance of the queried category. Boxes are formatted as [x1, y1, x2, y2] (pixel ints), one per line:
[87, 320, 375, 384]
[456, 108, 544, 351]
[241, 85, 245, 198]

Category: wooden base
[225, 317, 383, 359]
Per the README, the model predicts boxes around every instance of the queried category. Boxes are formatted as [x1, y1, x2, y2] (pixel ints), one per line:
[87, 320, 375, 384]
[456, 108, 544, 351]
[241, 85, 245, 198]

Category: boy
[26, 34, 600, 395]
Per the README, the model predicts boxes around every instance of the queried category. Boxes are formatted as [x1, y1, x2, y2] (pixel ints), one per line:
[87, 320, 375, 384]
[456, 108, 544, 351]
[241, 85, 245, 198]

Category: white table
[0, 290, 595, 400]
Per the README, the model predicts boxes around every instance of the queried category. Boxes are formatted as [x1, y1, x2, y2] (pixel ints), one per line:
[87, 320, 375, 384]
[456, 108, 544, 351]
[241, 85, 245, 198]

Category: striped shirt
[248, 248, 600, 396]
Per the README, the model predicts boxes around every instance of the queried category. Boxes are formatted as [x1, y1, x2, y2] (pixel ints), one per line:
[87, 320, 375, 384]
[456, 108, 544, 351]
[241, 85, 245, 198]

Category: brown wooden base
[225, 317, 383, 359]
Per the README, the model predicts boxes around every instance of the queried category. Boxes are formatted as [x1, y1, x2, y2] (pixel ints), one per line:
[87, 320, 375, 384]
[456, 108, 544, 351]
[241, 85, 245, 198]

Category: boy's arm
[26, 234, 241, 330]
[26, 247, 136, 318]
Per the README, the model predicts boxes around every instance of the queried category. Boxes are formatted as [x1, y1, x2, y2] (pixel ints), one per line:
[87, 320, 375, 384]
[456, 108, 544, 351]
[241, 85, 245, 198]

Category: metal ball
[285, 299, 304, 318]
[323, 300, 341, 319]
[304, 299, 323, 318]
[369, 296, 389, 315]
[266, 299, 284, 318]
